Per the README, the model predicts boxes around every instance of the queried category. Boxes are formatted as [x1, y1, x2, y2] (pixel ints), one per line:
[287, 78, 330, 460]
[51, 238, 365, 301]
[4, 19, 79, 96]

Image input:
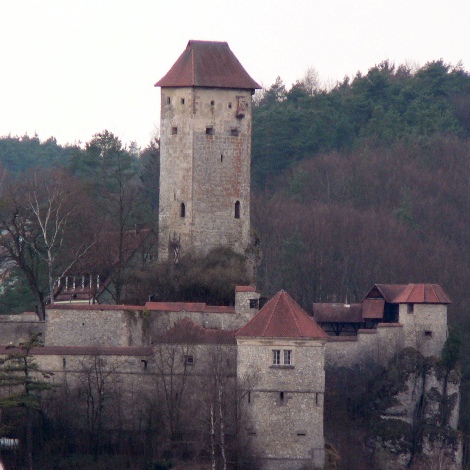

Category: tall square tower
[155, 41, 260, 261]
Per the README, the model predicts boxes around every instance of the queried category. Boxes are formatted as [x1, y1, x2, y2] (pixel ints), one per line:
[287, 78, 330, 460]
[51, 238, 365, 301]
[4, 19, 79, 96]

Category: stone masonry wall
[158, 87, 252, 259]
[237, 337, 327, 469]
[45, 306, 249, 347]
[326, 323, 405, 369]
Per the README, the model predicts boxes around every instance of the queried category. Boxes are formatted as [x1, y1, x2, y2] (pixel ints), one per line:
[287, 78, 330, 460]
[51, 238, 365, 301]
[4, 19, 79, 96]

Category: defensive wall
[325, 323, 405, 369]
[0, 313, 44, 345]
[46, 288, 260, 347]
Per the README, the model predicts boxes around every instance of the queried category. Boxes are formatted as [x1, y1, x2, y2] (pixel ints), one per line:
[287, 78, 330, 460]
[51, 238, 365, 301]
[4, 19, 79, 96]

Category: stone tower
[155, 40, 261, 261]
[236, 291, 329, 469]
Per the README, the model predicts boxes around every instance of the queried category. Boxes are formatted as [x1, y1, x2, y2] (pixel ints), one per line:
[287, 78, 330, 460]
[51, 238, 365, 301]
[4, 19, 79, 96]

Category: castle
[0, 41, 460, 469]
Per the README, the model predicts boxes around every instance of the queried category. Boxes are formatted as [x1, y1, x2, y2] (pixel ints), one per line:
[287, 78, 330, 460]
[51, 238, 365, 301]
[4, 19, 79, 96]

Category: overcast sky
[1, 0, 469, 148]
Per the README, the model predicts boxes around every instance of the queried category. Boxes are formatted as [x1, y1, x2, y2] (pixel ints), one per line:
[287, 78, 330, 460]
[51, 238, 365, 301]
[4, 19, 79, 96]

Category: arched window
[180, 202, 186, 218]
[234, 201, 240, 219]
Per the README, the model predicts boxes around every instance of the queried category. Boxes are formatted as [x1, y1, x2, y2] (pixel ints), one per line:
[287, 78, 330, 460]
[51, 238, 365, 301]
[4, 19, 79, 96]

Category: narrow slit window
[206, 127, 214, 135]
[221, 154, 224, 162]
[280, 391, 284, 402]
[234, 200, 240, 219]
[248, 391, 251, 403]
[62, 358, 66, 369]
[228, 102, 232, 109]
[180, 203, 186, 218]
[141, 360, 148, 370]
[167, 97, 171, 104]
[181, 98, 185, 105]
[171, 127, 178, 135]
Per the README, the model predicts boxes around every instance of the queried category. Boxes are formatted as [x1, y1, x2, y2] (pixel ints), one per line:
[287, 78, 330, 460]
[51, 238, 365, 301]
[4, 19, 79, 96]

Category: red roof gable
[236, 291, 328, 339]
[155, 40, 261, 90]
[366, 284, 451, 304]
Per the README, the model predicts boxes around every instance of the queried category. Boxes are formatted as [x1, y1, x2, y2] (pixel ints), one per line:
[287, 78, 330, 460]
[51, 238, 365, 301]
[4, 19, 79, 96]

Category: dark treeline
[1, 58, 470, 466]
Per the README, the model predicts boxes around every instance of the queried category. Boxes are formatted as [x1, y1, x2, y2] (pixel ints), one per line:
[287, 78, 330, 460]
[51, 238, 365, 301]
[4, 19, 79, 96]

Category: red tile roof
[157, 318, 236, 345]
[155, 40, 261, 90]
[145, 302, 235, 314]
[235, 285, 257, 293]
[366, 284, 451, 304]
[312, 303, 363, 323]
[47, 304, 144, 311]
[236, 291, 328, 339]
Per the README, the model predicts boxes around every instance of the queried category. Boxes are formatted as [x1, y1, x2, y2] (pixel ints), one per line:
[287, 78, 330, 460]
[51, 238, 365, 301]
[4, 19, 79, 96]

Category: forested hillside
[1, 58, 470, 465]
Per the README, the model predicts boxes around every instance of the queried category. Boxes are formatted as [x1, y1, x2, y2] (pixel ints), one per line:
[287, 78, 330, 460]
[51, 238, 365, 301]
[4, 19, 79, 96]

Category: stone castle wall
[325, 323, 405, 369]
[158, 87, 252, 259]
[46, 306, 251, 347]
[0, 314, 44, 345]
[237, 337, 327, 469]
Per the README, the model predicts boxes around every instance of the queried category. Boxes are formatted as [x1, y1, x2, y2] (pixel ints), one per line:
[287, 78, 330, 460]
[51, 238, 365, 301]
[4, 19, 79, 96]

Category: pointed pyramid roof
[155, 40, 261, 90]
[236, 291, 328, 339]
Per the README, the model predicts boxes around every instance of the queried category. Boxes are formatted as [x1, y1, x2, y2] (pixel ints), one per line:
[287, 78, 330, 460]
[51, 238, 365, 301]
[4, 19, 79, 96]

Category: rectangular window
[424, 331, 433, 338]
[206, 127, 214, 135]
[231, 128, 239, 137]
[272, 348, 293, 367]
[273, 349, 281, 365]
[407, 304, 414, 314]
[284, 350, 292, 365]
[171, 127, 178, 135]
[181, 98, 185, 105]
[185, 355, 194, 365]
[249, 298, 259, 309]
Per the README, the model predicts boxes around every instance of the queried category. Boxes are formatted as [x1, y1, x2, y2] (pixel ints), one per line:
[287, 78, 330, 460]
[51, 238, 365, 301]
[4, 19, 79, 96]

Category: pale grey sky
[1, 0, 469, 148]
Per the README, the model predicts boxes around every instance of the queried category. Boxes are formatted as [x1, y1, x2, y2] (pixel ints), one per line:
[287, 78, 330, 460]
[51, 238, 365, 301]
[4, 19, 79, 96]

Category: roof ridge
[261, 293, 280, 336]
[286, 295, 302, 336]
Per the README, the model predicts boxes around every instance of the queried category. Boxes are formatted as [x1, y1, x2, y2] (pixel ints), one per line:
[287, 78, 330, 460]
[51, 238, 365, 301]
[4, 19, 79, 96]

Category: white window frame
[272, 349, 293, 366]
[273, 349, 281, 365]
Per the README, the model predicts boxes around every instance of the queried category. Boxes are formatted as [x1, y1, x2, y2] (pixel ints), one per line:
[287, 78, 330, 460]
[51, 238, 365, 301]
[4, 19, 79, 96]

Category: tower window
[234, 201, 240, 219]
[181, 98, 185, 105]
[167, 97, 171, 104]
[180, 203, 186, 218]
[171, 127, 178, 135]
[272, 349, 293, 367]
[249, 299, 259, 309]
[231, 128, 239, 137]
[211, 100, 215, 106]
[206, 127, 214, 135]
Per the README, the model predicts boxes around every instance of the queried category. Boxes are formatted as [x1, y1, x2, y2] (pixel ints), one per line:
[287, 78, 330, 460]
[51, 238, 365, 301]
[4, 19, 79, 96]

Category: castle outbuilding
[155, 40, 261, 261]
